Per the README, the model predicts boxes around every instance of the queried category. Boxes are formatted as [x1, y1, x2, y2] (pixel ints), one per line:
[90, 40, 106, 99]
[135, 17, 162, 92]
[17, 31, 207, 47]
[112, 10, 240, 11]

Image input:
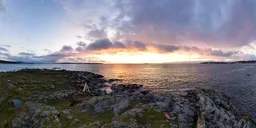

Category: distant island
[0, 60, 26, 64]
[201, 60, 256, 64]
[0, 60, 102, 64]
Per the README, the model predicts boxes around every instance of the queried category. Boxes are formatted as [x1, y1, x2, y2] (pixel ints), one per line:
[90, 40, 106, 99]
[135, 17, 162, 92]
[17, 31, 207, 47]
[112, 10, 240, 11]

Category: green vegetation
[0, 69, 70, 127]
[0, 69, 173, 127]
[135, 108, 170, 127]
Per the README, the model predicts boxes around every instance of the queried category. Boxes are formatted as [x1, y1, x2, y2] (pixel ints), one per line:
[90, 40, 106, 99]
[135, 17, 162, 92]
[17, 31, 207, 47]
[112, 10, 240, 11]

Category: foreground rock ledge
[0, 69, 255, 128]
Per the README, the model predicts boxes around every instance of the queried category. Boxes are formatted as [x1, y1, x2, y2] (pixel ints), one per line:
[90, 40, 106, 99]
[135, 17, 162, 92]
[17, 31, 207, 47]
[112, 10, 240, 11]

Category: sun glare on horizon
[99, 52, 207, 63]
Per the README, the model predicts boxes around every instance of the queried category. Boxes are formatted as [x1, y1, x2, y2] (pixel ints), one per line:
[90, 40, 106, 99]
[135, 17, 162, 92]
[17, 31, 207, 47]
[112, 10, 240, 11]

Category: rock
[49, 83, 55, 89]
[140, 90, 150, 95]
[196, 114, 205, 128]
[154, 96, 172, 112]
[196, 89, 237, 128]
[111, 121, 127, 128]
[75, 95, 118, 113]
[25, 102, 61, 127]
[143, 124, 151, 128]
[8, 83, 15, 90]
[47, 90, 75, 100]
[12, 118, 24, 128]
[118, 108, 145, 118]
[235, 117, 256, 128]
[53, 67, 61, 70]
[62, 109, 73, 120]
[17, 88, 23, 92]
[113, 99, 131, 116]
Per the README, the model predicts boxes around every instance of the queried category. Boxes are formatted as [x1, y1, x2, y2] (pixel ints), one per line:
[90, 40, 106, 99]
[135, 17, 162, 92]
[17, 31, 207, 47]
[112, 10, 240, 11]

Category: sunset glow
[0, 0, 256, 63]
[99, 52, 210, 63]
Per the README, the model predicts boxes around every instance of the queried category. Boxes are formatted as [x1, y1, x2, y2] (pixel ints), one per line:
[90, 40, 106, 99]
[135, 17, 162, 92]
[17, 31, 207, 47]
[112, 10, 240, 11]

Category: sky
[1, 0, 256, 63]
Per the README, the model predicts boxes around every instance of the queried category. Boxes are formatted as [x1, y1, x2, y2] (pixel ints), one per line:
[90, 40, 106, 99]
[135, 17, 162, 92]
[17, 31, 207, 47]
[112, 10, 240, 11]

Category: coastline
[0, 69, 255, 128]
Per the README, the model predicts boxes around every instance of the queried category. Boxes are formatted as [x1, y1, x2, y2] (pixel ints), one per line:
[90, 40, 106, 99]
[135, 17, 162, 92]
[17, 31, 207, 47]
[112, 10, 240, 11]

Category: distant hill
[0, 60, 18, 64]
[0, 60, 28, 64]
[201, 60, 256, 64]
[0, 60, 103, 64]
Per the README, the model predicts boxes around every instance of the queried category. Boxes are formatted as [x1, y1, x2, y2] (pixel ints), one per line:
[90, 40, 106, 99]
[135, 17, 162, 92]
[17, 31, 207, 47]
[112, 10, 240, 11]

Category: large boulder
[24, 102, 61, 127]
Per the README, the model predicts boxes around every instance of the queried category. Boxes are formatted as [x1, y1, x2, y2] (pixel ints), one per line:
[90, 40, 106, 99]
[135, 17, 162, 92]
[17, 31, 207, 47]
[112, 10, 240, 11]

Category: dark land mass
[0, 60, 21, 64]
[201, 60, 256, 64]
[0, 60, 32, 64]
[0, 60, 103, 65]
[0, 69, 255, 127]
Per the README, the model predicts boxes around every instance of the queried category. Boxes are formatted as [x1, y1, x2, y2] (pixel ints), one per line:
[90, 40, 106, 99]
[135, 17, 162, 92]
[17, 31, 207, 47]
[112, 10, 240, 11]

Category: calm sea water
[0, 63, 256, 116]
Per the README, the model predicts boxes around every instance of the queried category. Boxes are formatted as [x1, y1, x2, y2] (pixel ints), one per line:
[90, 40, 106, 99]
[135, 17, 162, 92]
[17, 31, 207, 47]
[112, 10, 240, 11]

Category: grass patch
[0, 69, 70, 127]
[135, 108, 170, 127]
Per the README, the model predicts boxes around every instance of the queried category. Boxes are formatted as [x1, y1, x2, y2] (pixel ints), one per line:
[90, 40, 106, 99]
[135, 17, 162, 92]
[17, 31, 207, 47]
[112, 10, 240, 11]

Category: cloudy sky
[1, 0, 256, 63]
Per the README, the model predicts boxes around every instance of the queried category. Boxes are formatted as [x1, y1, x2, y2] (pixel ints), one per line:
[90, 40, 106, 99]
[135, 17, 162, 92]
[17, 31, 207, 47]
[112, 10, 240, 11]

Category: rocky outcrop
[195, 89, 256, 128]
[1, 69, 255, 128]
[12, 102, 61, 128]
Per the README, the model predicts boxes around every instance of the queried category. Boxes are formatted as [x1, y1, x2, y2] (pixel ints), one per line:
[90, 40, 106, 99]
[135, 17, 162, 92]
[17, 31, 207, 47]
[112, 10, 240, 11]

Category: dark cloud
[76, 35, 83, 39]
[113, 41, 126, 48]
[0, 0, 5, 12]
[35, 52, 72, 63]
[86, 39, 112, 50]
[60, 45, 73, 52]
[44, 49, 51, 53]
[87, 29, 107, 39]
[86, 38, 125, 51]
[114, 0, 256, 48]
[207, 49, 240, 57]
[152, 44, 180, 52]
[19, 52, 36, 56]
[0, 47, 8, 52]
[75, 47, 84, 52]
[151, 43, 238, 57]
[77, 41, 86, 47]
[0, 45, 11, 48]
[75, 41, 86, 52]
[0, 52, 9, 57]
[125, 41, 147, 50]
[83, 38, 239, 58]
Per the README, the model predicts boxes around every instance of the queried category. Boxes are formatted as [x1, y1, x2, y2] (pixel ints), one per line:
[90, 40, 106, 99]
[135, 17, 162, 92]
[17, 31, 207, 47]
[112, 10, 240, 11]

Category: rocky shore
[0, 69, 255, 128]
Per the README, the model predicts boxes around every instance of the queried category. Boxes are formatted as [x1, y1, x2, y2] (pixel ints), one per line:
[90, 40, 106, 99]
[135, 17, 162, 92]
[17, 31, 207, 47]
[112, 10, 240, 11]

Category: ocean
[0, 63, 256, 117]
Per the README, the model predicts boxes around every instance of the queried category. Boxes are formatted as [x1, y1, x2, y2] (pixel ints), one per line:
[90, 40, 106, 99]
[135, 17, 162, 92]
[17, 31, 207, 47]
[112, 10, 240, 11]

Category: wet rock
[235, 117, 256, 128]
[154, 96, 172, 112]
[196, 89, 238, 128]
[140, 90, 150, 95]
[108, 79, 122, 83]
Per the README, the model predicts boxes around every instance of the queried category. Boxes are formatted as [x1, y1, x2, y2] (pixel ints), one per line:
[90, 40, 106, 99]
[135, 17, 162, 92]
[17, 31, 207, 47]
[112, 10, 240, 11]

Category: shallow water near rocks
[1, 63, 256, 117]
